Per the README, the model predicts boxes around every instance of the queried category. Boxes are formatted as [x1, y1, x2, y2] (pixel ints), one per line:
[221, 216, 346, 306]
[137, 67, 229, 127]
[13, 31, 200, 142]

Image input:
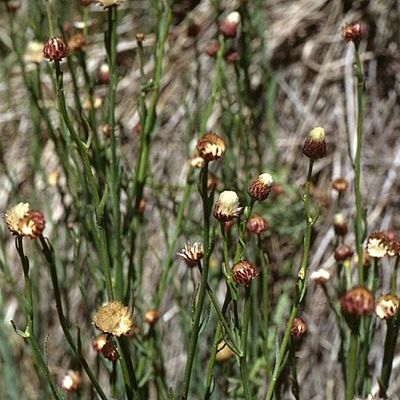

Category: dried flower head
[177, 242, 204, 268]
[219, 11, 241, 38]
[310, 268, 331, 285]
[333, 213, 348, 236]
[341, 22, 364, 43]
[334, 244, 353, 262]
[196, 133, 225, 162]
[341, 287, 375, 318]
[291, 317, 307, 337]
[68, 32, 85, 52]
[25, 41, 45, 64]
[4, 203, 45, 238]
[215, 340, 235, 363]
[366, 232, 388, 258]
[247, 173, 273, 202]
[376, 294, 400, 320]
[213, 191, 242, 222]
[143, 310, 161, 326]
[43, 37, 68, 62]
[231, 260, 258, 286]
[387, 239, 400, 257]
[92, 301, 134, 337]
[61, 370, 82, 392]
[97, 0, 123, 8]
[331, 177, 349, 193]
[247, 214, 268, 235]
[302, 127, 326, 159]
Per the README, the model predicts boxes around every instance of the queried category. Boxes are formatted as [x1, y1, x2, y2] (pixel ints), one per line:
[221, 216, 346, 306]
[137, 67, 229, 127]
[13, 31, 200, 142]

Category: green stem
[345, 323, 359, 400]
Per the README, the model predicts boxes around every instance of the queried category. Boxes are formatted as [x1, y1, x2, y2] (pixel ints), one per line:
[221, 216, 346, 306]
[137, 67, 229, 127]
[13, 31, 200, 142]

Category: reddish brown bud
[247, 173, 273, 202]
[331, 177, 348, 193]
[205, 42, 220, 58]
[341, 22, 365, 43]
[98, 63, 110, 84]
[43, 37, 68, 61]
[219, 11, 240, 38]
[333, 213, 348, 236]
[302, 127, 326, 159]
[341, 287, 375, 317]
[334, 244, 353, 262]
[231, 260, 258, 286]
[291, 317, 307, 337]
[143, 310, 161, 326]
[247, 214, 268, 235]
[387, 239, 400, 257]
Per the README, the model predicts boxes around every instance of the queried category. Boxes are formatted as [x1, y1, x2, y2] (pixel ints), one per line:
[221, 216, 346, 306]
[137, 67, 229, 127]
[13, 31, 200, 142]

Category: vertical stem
[259, 239, 270, 373]
[345, 323, 359, 400]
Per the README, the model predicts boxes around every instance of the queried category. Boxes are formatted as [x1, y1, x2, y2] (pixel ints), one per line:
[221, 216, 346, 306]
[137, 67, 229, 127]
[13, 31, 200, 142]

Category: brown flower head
[196, 133, 225, 162]
[366, 232, 388, 258]
[205, 42, 220, 58]
[92, 301, 134, 337]
[231, 260, 258, 286]
[376, 294, 400, 320]
[331, 177, 349, 193]
[333, 213, 348, 236]
[177, 242, 203, 268]
[334, 244, 353, 262]
[143, 310, 161, 326]
[68, 32, 85, 52]
[291, 317, 307, 337]
[310, 268, 331, 285]
[341, 287, 375, 317]
[387, 239, 400, 257]
[215, 340, 235, 363]
[219, 11, 240, 38]
[61, 370, 82, 392]
[247, 173, 273, 202]
[247, 214, 268, 235]
[43, 37, 68, 61]
[302, 127, 326, 159]
[341, 22, 364, 43]
[97, 0, 123, 8]
[4, 203, 45, 238]
[213, 191, 242, 222]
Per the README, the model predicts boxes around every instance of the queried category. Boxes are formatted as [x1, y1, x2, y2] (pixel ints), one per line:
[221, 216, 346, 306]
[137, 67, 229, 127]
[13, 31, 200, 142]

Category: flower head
[247, 173, 273, 201]
[231, 260, 258, 286]
[302, 127, 326, 159]
[43, 37, 68, 62]
[341, 287, 375, 318]
[387, 239, 400, 257]
[92, 301, 134, 337]
[4, 203, 45, 238]
[61, 370, 82, 392]
[366, 232, 388, 258]
[341, 22, 364, 43]
[92, 334, 119, 361]
[213, 191, 242, 222]
[291, 317, 307, 337]
[334, 244, 353, 262]
[177, 242, 203, 268]
[247, 214, 268, 235]
[219, 11, 240, 38]
[97, 0, 123, 8]
[310, 268, 331, 285]
[375, 294, 400, 320]
[331, 177, 348, 193]
[333, 213, 348, 236]
[143, 310, 161, 326]
[196, 133, 225, 162]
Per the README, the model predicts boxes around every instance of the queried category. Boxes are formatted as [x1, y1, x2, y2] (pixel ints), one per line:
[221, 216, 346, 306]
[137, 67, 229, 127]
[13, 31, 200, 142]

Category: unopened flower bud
[213, 191, 242, 222]
[177, 242, 203, 268]
[334, 213, 348, 236]
[247, 214, 268, 235]
[205, 42, 220, 58]
[92, 335, 119, 361]
[366, 232, 388, 258]
[219, 11, 240, 38]
[43, 37, 68, 62]
[216, 340, 235, 363]
[376, 294, 399, 320]
[331, 177, 348, 193]
[310, 268, 330, 285]
[98, 63, 110, 84]
[196, 133, 225, 162]
[68, 32, 85, 52]
[143, 310, 160, 326]
[61, 370, 82, 392]
[341, 22, 364, 43]
[302, 127, 326, 159]
[341, 287, 374, 317]
[334, 244, 353, 262]
[231, 260, 257, 286]
[247, 173, 273, 201]
[291, 317, 307, 337]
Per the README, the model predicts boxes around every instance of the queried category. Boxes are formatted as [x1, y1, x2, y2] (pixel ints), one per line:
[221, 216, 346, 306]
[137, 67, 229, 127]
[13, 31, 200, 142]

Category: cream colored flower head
[310, 268, 331, 285]
[177, 242, 204, 268]
[213, 191, 242, 222]
[366, 232, 388, 258]
[196, 133, 226, 162]
[92, 301, 134, 337]
[375, 294, 399, 320]
[25, 41, 45, 64]
[97, 0, 123, 8]
[247, 172, 273, 201]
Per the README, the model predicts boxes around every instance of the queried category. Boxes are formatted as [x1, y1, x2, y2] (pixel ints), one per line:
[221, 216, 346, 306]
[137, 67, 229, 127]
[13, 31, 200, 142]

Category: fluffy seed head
[291, 317, 307, 337]
[143, 310, 161, 326]
[341, 22, 364, 43]
[376, 294, 400, 320]
[216, 340, 235, 363]
[341, 287, 375, 318]
[231, 260, 258, 286]
[247, 173, 273, 201]
[310, 268, 331, 285]
[213, 191, 242, 222]
[177, 242, 204, 268]
[196, 133, 225, 162]
[366, 232, 388, 258]
[97, 0, 123, 8]
[247, 214, 268, 235]
[43, 37, 68, 61]
[92, 301, 134, 337]
[302, 127, 326, 159]
[61, 370, 82, 392]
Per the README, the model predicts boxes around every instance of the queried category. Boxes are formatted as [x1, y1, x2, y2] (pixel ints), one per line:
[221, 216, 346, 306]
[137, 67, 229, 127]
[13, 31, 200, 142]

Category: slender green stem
[345, 323, 359, 400]
[205, 324, 222, 399]
[259, 239, 270, 373]
[289, 340, 300, 400]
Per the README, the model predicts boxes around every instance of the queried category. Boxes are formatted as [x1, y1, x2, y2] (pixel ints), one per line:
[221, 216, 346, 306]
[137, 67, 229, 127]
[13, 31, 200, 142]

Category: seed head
[302, 127, 326, 159]
[231, 260, 258, 286]
[247, 214, 268, 235]
[97, 0, 123, 8]
[213, 191, 242, 222]
[196, 133, 225, 162]
[291, 317, 307, 337]
[4, 203, 45, 238]
[334, 244, 353, 262]
[366, 232, 388, 258]
[376, 294, 400, 320]
[333, 213, 348, 236]
[247, 173, 273, 202]
[341, 287, 375, 318]
[331, 177, 349, 193]
[219, 11, 241, 38]
[143, 310, 161, 326]
[341, 22, 364, 43]
[216, 340, 235, 363]
[310, 268, 331, 285]
[177, 242, 204, 268]
[92, 301, 134, 337]
[61, 370, 82, 392]
[43, 37, 68, 62]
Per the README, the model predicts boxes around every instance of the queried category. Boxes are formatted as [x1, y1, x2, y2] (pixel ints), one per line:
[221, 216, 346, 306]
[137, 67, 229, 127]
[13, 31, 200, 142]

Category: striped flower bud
[247, 173, 273, 201]
[247, 214, 268, 235]
[302, 127, 326, 159]
[231, 260, 257, 286]
[43, 37, 68, 61]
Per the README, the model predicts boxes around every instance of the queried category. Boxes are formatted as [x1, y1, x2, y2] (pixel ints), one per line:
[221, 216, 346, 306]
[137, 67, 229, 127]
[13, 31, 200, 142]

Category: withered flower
[291, 317, 307, 337]
[213, 191, 242, 222]
[387, 239, 400, 257]
[177, 242, 204, 268]
[341, 287, 375, 318]
[310, 268, 331, 285]
[375, 294, 400, 320]
[143, 310, 161, 326]
[331, 177, 348, 193]
[196, 133, 225, 162]
[366, 232, 388, 258]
